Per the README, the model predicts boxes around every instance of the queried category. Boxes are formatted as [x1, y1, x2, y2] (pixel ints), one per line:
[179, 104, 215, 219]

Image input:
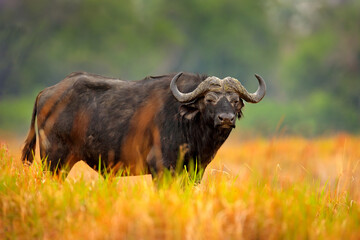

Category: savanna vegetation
[1, 135, 360, 239]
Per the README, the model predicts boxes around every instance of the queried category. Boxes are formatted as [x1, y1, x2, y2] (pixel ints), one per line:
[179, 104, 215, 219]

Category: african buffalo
[21, 71, 266, 176]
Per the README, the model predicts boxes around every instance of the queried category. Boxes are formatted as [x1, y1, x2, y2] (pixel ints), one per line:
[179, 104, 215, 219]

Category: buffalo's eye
[230, 98, 239, 105]
[227, 93, 240, 105]
[206, 98, 215, 104]
[205, 93, 218, 104]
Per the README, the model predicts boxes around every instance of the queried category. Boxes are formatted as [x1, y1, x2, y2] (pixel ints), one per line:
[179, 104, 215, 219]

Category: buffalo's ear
[236, 99, 245, 119]
[179, 104, 199, 120]
[237, 112, 243, 119]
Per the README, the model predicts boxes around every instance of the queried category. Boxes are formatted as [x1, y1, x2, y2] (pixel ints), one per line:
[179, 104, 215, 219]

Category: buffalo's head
[170, 72, 266, 128]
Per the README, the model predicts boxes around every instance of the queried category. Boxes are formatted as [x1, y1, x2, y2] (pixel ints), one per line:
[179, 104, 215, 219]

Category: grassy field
[0, 134, 360, 239]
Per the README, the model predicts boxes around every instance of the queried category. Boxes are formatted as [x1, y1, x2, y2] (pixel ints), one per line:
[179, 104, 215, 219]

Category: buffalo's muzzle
[216, 113, 235, 128]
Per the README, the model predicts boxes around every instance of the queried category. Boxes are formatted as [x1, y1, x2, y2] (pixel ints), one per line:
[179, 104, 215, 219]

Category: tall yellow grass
[0, 134, 360, 239]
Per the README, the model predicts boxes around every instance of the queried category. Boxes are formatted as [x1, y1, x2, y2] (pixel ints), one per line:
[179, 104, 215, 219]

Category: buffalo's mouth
[214, 121, 236, 129]
[218, 123, 235, 129]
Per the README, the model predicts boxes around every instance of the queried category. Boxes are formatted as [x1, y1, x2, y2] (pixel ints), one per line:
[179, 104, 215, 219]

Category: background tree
[0, 0, 359, 135]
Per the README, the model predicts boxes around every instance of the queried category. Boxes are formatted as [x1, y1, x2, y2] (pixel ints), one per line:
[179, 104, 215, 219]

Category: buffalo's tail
[21, 93, 41, 165]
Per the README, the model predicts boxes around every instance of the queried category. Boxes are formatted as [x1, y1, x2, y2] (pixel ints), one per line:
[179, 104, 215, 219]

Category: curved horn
[231, 74, 266, 103]
[170, 72, 220, 103]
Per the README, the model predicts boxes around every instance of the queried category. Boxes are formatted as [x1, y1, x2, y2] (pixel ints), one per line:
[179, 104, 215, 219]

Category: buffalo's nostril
[216, 113, 236, 128]
[218, 113, 235, 123]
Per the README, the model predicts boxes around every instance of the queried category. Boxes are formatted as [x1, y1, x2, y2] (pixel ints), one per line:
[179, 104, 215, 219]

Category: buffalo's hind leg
[40, 134, 78, 174]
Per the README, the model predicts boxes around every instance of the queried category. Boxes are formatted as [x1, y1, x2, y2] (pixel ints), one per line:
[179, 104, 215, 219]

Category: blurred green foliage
[0, 93, 37, 133]
[0, 0, 359, 135]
